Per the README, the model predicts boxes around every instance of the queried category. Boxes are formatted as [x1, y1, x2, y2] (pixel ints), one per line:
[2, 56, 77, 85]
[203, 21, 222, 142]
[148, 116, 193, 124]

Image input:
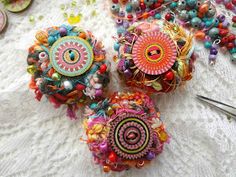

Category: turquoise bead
[188, 10, 197, 19]
[69, 52, 75, 60]
[117, 26, 125, 35]
[204, 41, 212, 49]
[187, 0, 196, 7]
[213, 19, 219, 27]
[205, 20, 213, 28]
[111, 4, 120, 14]
[48, 36, 56, 45]
[230, 48, 236, 54]
[126, 3, 132, 13]
[191, 17, 202, 28]
[90, 103, 98, 110]
[114, 42, 120, 51]
[154, 13, 161, 19]
[208, 27, 219, 38]
[170, 2, 177, 9]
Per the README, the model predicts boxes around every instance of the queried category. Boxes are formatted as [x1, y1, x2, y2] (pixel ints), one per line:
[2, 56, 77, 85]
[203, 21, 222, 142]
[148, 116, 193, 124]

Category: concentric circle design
[50, 36, 94, 77]
[132, 31, 177, 75]
[108, 113, 153, 160]
[5, 0, 32, 13]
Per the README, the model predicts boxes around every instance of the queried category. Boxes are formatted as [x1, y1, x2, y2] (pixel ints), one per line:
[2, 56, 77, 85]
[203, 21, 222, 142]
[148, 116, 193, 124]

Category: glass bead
[126, 3, 132, 12]
[178, 0, 187, 9]
[187, 0, 197, 7]
[191, 17, 202, 28]
[208, 27, 219, 38]
[204, 41, 212, 49]
[111, 4, 120, 14]
[188, 10, 197, 19]
[154, 13, 161, 19]
[170, 2, 177, 9]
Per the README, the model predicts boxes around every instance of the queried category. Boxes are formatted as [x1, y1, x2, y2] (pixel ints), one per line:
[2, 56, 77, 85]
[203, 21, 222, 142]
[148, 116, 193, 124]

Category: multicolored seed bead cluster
[27, 25, 110, 119]
[83, 91, 169, 172]
[110, 0, 236, 63]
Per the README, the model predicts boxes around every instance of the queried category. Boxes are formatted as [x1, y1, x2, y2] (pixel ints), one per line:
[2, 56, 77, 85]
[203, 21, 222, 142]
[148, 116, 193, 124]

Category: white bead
[39, 52, 48, 62]
[63, 80, 73, 90]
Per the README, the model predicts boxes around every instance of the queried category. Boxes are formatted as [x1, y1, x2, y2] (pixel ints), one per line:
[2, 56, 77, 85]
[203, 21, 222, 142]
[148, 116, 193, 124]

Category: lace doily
[0, 0, 236, 176]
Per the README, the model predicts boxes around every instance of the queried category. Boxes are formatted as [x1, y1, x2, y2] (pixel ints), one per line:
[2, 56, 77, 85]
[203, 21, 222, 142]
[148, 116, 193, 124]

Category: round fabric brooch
[115, 21, 196, 93]
[83, 91, 169, 172]
[4, 0, 32, 13]
[0, 8, 7, 33]
[27, 25, 110, 119]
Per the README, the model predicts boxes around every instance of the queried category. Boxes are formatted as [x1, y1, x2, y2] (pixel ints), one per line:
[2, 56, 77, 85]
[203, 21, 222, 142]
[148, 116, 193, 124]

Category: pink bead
[215, 0, 223, 3]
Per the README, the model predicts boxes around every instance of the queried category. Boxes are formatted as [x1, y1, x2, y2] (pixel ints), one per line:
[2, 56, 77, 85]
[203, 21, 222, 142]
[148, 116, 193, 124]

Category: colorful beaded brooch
[27, 25, 110, 119]
[114, 21, 196, 93]
[83, 91, 169, 172]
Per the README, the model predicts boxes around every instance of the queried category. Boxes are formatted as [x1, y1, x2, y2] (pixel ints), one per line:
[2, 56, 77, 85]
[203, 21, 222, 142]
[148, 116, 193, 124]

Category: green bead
[52, 73, 61, 81]
[208, 27, 219, 38]
[111, 4, 120, 14]
[126, 3, 132, 13]
[178, 0, 186, 9]
[232, 23, 236, 28]
[204, 41, 212, 49]
[170, 2, 177, 9]
[187, 0, 196, 7]
[154, 13, 161, 19]
[179, 10, 189, 21]
[191, 17, 202, 28]
[144, 0, 154, 6]
[231, 53, 236, 62]
[188, 9, 197, 19]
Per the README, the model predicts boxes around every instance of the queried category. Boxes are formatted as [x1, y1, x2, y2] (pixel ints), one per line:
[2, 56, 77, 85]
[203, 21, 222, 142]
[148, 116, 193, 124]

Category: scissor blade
[196, 95, 236, 119]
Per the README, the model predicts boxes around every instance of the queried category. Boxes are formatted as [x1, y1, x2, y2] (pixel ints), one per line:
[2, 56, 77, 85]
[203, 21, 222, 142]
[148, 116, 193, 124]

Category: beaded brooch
[27, 25, 110, 119]
[114, 21, 196, 93]
[83, 91, 169, 172]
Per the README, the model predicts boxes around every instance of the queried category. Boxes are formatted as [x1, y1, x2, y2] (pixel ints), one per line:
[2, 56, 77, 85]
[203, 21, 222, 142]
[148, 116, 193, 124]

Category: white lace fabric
[0, 0, 236, 176]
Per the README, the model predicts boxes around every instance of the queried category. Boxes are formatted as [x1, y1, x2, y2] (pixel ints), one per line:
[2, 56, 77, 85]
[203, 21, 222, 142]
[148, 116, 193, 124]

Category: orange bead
[79, 32, 86, 39]
[142, 12, 149, 19]
[199, 4, 209, 14]
[195, 31, 206, 41]
[218, 23, 223, 29]
[197, 12, 204, 18]
[103, 166, 110, 173]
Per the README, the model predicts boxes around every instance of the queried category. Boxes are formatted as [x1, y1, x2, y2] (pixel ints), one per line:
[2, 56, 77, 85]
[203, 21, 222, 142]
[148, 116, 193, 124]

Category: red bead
[228, 34, 236, 42]
[157, 0, 164, 3]
[108, 152, 117, 162]
[227, 43, 234, 50]
[165, 13, 172, 21]
[165, 71, 174, 81]
[232, 0, 236, 5]
[100, 64, 107, 73]
[219, 29, 229, 37]
[76, 84, 85, 91]
[154, 2, 162, 8]
[112, 0, 119, 3]
[225, 2, 234, 10]
[232, 16, 236, 23]
[127, 14, 133, 21]
[140, 2, 146, 10]
[221, 37, 229, 44]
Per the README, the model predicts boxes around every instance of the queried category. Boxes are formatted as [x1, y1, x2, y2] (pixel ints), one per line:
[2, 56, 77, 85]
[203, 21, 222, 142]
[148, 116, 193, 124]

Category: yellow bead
[159, 131, 168, 142]
[93, 124, 103, 133]
[35, 30, 48, 44]
[27, 65, 37, 75]
[107, 107, 114, 116]
[68, 13, 82, 25]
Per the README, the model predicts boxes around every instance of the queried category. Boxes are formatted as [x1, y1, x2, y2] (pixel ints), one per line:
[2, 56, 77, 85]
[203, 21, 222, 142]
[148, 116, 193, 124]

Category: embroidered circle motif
[50, 36, 94, 77]
[108, 113, 153, 160]
[132, 31, 177, 75]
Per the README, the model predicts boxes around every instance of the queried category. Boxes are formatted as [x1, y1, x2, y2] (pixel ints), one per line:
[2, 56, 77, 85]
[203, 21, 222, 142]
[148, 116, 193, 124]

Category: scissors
[196, 95, 236, 120]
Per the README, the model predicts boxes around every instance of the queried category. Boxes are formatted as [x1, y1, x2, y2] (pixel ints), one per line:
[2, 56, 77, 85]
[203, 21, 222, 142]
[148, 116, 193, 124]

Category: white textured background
[0, 0, 236, 177]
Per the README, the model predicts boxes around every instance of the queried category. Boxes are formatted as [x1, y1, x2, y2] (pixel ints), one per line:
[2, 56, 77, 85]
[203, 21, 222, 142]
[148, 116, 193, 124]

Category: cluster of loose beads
[215, 0, 236, 14]
[110, 0, 236, 64]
